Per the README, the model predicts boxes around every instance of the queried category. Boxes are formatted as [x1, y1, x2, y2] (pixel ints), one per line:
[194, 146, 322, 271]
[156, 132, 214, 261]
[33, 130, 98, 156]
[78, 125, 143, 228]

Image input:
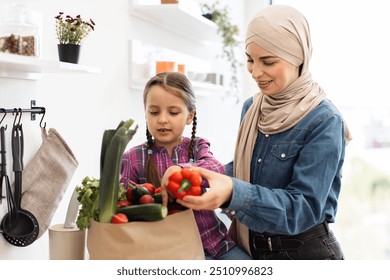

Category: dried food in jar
[0, 34, 37, 56]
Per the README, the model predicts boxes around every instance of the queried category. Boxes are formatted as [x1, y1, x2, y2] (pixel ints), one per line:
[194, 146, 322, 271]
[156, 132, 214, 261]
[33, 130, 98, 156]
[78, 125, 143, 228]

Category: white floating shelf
[0, 52, 101, 80]
[130, 3, 219, 42]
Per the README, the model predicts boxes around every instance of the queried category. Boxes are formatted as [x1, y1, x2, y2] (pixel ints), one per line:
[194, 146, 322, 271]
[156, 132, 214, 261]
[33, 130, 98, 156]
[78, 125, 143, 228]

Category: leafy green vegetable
[75, 176, 99, 230]
[75, 176, 126, 229]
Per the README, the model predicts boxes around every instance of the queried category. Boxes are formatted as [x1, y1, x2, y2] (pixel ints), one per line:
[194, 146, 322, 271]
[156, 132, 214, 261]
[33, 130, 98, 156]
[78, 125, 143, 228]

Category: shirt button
[257, 158, 262, 163]
[281, 153, 286, 158]
[230, 210, 236, 215]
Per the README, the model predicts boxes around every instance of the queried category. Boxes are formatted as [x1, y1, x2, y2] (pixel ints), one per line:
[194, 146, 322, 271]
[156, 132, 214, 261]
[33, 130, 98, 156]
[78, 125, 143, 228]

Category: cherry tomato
[140, 183, 156, 194]
[139, 194, 155, 204]
[111, 213, 128, 224]
[117, 199, 131, 208]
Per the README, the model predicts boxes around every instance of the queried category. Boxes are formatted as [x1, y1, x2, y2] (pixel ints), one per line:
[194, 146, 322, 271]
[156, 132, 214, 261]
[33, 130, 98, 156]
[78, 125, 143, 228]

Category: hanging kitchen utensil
[1, 122, 39, 246]
[0, 125, 5, 204]
[1, 125, 20, 236]
[0, 111, 6, 204]
[1, 166, 19, 233]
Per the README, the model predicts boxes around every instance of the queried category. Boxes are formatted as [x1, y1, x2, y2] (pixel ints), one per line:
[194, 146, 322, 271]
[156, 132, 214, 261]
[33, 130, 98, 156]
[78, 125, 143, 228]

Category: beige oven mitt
[20, 127, 78, 239]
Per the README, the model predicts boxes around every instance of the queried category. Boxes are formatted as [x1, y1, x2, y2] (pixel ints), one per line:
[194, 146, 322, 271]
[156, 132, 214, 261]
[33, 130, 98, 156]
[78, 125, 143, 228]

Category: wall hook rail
[0, 100, 46, 126]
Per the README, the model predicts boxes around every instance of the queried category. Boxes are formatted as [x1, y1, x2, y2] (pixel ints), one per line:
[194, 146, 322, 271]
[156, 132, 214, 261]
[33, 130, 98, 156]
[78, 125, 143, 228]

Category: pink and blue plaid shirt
[120, 137, 235, 258]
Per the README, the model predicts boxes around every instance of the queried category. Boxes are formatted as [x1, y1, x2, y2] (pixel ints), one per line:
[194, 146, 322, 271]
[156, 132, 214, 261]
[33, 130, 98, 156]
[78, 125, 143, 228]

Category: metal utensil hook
[12, 108, 23, 127]
[0, 111, 7, 130]
[39, 109, 46, 128]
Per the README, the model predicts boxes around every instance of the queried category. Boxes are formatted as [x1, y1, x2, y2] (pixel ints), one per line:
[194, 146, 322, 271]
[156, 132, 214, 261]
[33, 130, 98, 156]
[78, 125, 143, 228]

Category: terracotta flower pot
[156, 61, 175, 74]
[161, 0, 179, 4]
[57, 44, 81, 64]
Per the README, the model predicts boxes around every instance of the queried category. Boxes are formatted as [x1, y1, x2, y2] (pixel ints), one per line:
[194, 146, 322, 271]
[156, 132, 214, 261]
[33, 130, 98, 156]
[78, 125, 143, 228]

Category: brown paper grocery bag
[87, 209, 204, 260]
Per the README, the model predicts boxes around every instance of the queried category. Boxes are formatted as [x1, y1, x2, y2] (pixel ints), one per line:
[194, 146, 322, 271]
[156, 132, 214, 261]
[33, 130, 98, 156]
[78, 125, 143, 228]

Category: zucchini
[99, 119, 138, 223]
[117, 203, 167, 221]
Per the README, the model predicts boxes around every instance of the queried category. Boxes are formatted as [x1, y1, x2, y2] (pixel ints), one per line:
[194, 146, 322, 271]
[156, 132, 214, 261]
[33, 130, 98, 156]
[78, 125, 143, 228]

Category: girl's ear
[186, 110, 195, 125]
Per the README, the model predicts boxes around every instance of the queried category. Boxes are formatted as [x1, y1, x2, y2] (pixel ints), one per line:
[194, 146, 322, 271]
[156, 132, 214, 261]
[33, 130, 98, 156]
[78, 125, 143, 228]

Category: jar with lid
[0, 4, 41, 57]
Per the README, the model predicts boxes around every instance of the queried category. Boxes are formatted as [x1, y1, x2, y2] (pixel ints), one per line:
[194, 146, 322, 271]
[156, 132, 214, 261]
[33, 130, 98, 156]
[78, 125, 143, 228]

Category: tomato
[111, 213, 128, 224]
[141, 183, 155, 195]
[126, 187, 133, 201]
[139, 194, 154, 204]
[155, 187, 162, 194]
[117, 199, 131, 208]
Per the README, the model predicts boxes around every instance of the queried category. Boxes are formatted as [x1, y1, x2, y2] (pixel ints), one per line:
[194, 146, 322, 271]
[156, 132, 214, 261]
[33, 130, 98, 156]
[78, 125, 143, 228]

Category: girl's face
[145, 85, 194, 152]
[246, 42, 300, 96]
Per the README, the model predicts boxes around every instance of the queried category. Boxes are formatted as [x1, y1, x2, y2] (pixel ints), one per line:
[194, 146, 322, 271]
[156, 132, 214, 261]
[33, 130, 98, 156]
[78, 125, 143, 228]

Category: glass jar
[0, 4, 40, 57]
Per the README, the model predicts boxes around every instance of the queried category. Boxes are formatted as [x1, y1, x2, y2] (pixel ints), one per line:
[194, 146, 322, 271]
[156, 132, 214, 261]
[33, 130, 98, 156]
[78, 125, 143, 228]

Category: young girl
[120, 72, 250, 260]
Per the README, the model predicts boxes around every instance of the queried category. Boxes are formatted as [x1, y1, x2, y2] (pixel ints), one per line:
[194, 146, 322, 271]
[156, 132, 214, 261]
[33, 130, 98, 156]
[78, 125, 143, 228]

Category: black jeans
[249, 222, 344, 260]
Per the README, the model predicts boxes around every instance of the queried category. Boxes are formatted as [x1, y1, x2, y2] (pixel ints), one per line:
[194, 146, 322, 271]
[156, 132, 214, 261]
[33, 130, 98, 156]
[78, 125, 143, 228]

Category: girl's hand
[175, 166, 234, 210]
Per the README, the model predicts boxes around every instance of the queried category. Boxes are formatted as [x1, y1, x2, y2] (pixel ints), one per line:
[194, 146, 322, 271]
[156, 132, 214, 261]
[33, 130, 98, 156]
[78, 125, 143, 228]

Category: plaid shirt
[120, 137, 235, 258]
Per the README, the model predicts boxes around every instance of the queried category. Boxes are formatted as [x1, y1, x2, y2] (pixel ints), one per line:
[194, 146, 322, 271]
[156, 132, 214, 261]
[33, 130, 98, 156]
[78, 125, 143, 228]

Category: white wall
[0, 0, 267, 259]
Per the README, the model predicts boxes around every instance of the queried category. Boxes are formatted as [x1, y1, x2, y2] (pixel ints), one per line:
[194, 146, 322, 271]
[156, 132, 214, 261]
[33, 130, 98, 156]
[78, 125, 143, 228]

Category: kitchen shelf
[129, 78, 225, 97]
[128, 39, 227, 97]
[0, 52, 102, 80]
[130, 2, 219, 42]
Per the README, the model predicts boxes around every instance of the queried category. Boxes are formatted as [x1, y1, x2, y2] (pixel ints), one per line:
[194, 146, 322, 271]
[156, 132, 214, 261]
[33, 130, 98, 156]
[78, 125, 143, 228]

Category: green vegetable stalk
[75, 119, 137, 228]
[98, 119, 138, 223]
[76, 176, 126, 229]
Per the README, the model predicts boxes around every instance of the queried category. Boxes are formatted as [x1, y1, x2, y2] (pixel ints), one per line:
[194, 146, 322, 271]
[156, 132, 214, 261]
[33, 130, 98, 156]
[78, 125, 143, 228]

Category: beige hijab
[231, 5, 352, 254]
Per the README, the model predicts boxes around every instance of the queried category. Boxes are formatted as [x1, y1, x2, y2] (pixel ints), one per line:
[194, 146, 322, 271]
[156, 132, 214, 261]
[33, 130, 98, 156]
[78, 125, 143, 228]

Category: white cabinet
[0, 52, 101, 80]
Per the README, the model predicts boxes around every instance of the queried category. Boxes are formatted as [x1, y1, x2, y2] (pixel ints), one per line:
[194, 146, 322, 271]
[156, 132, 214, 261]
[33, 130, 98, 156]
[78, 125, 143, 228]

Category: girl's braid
[145, 126, 162, 187]
[146, 127, 153, 149]
[188, 113, 197, 162]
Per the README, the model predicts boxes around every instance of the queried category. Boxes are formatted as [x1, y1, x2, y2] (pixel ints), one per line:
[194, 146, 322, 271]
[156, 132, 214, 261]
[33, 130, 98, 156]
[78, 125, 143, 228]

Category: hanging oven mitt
[20, 127, 78, 239]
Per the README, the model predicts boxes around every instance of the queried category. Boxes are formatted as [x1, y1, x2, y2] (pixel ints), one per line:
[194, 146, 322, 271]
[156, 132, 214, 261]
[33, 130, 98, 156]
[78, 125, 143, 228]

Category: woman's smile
[258, 80, 272, 89]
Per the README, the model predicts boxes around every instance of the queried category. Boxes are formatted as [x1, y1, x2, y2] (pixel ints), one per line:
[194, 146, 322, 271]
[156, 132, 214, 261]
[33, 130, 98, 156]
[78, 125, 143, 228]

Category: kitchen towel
[20, 127, 78, 238]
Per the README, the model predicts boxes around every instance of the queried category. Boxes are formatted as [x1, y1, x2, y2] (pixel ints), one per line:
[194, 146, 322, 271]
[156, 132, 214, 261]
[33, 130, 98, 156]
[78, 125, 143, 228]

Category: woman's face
[246, 42, 300, 95]
[145, 85, 194, 151]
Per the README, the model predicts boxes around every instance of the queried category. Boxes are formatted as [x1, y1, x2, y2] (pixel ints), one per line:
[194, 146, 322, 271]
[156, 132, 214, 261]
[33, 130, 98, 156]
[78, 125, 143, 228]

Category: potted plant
[55, 12, 96, 64]
[200, 1, 241, 95]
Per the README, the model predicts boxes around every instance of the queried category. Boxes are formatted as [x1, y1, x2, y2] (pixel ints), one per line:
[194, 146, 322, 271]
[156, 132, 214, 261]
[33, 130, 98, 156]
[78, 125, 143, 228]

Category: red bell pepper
[167, 167, 202, 199]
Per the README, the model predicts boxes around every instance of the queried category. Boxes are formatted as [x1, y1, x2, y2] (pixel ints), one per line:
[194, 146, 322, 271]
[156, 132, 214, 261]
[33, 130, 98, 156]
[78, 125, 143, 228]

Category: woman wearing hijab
[162, 5, 351, 260]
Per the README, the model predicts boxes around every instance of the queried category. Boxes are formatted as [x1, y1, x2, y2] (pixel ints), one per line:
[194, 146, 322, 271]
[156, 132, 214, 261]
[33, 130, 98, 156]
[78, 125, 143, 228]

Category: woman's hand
[173, 166, 234, 211]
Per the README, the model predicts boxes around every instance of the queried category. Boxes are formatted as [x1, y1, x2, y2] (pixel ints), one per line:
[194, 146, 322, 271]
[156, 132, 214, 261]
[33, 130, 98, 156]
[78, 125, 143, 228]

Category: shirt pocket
[264, 142, 304, 187]
[271, 142, 304, 161]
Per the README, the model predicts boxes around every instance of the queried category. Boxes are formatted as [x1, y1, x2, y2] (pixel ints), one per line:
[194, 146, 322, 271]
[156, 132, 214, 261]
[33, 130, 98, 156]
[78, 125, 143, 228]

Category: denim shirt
[225, 97, 346, 236]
